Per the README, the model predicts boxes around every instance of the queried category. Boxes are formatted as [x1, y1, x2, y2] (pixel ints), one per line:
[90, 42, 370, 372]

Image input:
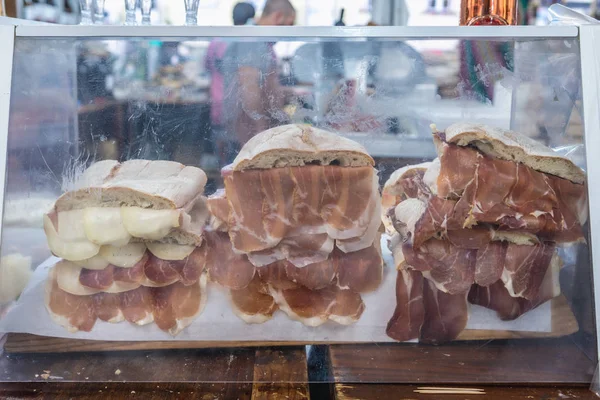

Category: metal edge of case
[0, 24, 14, 249]
[580, 24, 600, 374]
[10, 23, 579, 39]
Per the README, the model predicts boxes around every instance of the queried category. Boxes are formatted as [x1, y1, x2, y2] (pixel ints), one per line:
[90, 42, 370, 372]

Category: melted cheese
[98, 243, 146, 268]
[44, 214, 100, 261]
[146, 242, 195, 261]
[76, 254, 110, 270]
[83, 207, 131, 246]
[121, 207, 181, 240]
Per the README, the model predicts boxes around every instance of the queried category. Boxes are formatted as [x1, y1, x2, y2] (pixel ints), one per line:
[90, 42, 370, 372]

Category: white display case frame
[0, 17, 598, 370]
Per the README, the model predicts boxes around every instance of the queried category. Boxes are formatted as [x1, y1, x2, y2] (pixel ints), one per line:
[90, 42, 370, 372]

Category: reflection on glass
[79, 0, 93, 24]
[141, 0, 152, 25]
[124, 0, 137, 25]
[184, 0, 200, 26]
[93, 0, 106, 24]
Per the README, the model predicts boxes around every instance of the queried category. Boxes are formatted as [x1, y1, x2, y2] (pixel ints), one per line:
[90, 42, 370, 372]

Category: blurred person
[221, 0, 296, 151]
[205, 2, 256, 166]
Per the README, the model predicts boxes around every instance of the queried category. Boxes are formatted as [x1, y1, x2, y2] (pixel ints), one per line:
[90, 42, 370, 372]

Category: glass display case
[0, 19, 598, 392]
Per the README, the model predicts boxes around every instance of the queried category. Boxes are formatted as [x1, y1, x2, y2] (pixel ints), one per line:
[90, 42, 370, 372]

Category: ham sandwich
[44, 160, 209, 336]
[206, 124, 384, 326]
[385, 123, 587, 343]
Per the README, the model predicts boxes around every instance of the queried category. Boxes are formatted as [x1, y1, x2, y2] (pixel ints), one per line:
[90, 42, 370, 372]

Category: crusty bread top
[55, 160, 208, 211]
[383, 162, 432, 195]
[232, 124, 374, 171]
[443, 123, 585, 184]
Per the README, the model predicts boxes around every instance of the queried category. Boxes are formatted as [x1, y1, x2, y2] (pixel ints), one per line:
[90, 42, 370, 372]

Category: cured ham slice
[386, 268, 468, 343]
[230, 276, 278, 323]
[225, 165, 377, 253]
[334, 243, 383, 293]
[247, 233, 334, 268]
[79, 252, 148, 290]
[269, 284, 365, 327]
[46, 272, 97, 333]
[56, 248, 205, 295]
[285, 258, 338, 291]
[473, 242, 506, 287]
[336, 192, 382, 254]
[93, 293, 124, 323]
[402, 239, 476, 295]
[434, 143, 586, 242]
[501, 242, 556, 300]
[206, 189, 230, 232]
[205, 231, 255, 290]
[398, 237, 555, 300]
[386, 269, 425, 342]
[257, 262, 300, 290]
[46, 270, 207, 335]
[257, 258, 337, 291]
[144, 246, 207, 287]
[420, 278, 469, 345]
[152, 275, 207, 336]
[469, 252, 561, 320]
[120, 286, 154, 325]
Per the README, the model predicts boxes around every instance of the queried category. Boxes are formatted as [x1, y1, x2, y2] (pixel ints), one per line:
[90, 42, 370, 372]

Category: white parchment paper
[0, 236, 551, 341]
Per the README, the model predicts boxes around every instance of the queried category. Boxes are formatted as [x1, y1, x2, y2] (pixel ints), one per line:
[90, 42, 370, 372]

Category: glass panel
[0, 32, 594, 385]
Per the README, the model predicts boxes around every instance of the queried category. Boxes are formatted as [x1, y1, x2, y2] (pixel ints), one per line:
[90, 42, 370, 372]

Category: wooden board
[334, 384, 595, 400]
[3, 294, 578, 354]
[0, 344, 309, 385]
[328, 337, 596, 384]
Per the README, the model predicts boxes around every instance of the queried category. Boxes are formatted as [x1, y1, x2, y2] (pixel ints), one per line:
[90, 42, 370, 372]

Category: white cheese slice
[56, 209, 88, 242]
[83, 207, 132, 246]
[44, 214, 100, 261]
[98, 243, 146, 268]
[76, 254, 110, 270]
[146, 242, 195, 261]
[121, 207, 181, 240]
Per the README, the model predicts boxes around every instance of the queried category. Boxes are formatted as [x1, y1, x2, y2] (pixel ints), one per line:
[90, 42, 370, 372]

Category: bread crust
[442, 123, 585, 184]
[232, 124, 374, 171]
[55, 160, 208, 211]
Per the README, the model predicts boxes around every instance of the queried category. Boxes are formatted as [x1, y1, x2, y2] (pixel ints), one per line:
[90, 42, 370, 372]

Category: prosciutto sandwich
[206, 124, 384, 326]
[44, 160, 210, 335]
[384, 123, 587, 344]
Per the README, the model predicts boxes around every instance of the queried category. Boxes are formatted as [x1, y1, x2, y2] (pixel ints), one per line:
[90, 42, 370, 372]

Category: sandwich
[44, 160, 210, 335]
[384, 123, 587, 344]
[206, 124, 384, 326]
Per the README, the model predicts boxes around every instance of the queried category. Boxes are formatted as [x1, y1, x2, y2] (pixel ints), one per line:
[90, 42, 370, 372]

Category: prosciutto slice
[46, 272, 207, 335]
[46, 276, 97, 332]
[230, 276, 279, 323]
[152, 278, 206, 335]
[386, 269, 425, 342]
[204, 231, 255, 290]
[334, 243, 383, 293]
[269, 284, 365, 327]
[79, 253, 147, 290]
[76, 249, 206, 291]
[144, 246, 207, 287]
[247, 233, 334, 268]
[435, 143, 586, 242]
[402, 239, 476, 295]
[386, 268, 468, 344]
[258, 258, 337, 291]
[469, 252, 560, 320]
[398, 237, 556, 300]
[224, 165, 378, 253]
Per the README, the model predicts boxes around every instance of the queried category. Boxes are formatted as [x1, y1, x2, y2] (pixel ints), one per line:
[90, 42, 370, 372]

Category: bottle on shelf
[460, 0, 518, 25]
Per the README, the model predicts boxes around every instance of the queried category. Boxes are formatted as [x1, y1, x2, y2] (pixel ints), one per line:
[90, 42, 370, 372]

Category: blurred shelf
[339, 133, 437, 159]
